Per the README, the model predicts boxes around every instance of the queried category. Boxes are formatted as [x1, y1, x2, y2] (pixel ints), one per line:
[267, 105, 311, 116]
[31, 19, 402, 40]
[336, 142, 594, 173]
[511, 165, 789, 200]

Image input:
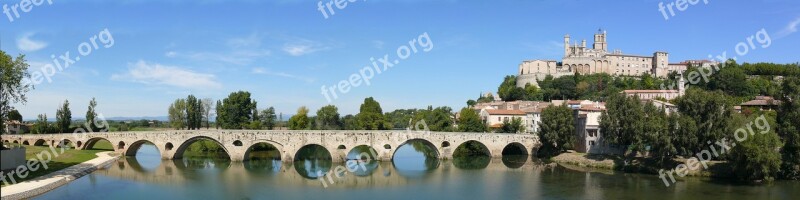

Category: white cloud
[282, 39, 331, 56]
[17, 33, 48, 52]
[372, 40, 385, 49]
[777, 17, 800, 38]
[111, 60, 222, 89]
[167, 50, 270, 65]
[252, 67, 314, 83]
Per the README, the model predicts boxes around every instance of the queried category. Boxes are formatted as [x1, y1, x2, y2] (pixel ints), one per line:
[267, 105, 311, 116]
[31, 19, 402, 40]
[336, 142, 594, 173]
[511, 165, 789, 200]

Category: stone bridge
[1, 130, 540, 162]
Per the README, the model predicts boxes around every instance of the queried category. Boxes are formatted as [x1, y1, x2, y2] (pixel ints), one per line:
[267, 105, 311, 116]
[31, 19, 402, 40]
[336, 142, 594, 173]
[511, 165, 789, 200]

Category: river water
[33, 143, 798, 200]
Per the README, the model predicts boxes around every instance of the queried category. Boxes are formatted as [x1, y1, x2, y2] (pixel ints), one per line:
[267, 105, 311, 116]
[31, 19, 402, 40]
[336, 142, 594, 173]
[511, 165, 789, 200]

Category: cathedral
[517, 30, 673, 88]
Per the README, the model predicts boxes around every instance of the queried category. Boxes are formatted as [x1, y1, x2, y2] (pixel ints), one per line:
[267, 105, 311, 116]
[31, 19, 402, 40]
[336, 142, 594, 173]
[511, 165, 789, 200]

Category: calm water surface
[33, 144, 798, 200]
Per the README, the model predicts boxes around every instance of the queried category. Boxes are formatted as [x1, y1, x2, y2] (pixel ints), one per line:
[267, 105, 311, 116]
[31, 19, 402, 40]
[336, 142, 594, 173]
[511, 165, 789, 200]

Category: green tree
[356, 97, 390, 130]
[524, 83, 544, 101]
[288, 106, 310, 130]
[33, 113, 49, 134]
[600, 94, 647, 155]
[675, 89, 734, 154]
[729, 130, 783, 182]
[778, 77, 800, 180]
[185, 95, 204, 130]
[709, 65, 754, 97]
[216, 91, 257, 129]
[7, 110, 22, 121]
[315, 105, 341, 130]
[201, 98, 213, 129]
[537, 105, 575, 157]
[1, 51, 34, 134]
[457, 107, 486, 132]
[497, 75, 521, 101]
[342, 114, 358, 130]
[55, 100, 72, 133]
[411, 106, 454, 132]
[85, 98, 99, 131]
[260, 107, 277, 130]
[499, 117, 525, 133]
[169, 98, 187, 130]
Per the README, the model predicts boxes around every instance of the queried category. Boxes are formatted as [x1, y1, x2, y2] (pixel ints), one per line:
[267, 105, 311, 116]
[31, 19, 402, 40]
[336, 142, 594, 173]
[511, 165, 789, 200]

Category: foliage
[216, 91, 257, 129]
[55, 100, 72, 133]
[600, 94, 647, 154]
[729, 130, 783, 182]
[0, 51, 33, 134]
[675, 89, 734, 155]
[709, 65, 754, 97]
[168, 98, 187, 130]
[457, 107, 486, 132]
[497, 75, 525, 101]
[33, 113, 50, 134]
[537, 105, 575, 157]
[288, 106, 310, 130]
[778, 77, 800, 180]
[201, 98, 214, 129]
[498, 117, 525, 133]
[410, 106, 454, 132]
[7, 110, 22, 121]
[342, 114, 358, 130]
[185, 95, 205, 130]
[355, 97, 390, 130]
[385, 109, 418, 129]
[315, 105, 342, 130]
[85, 98, 99, 131]
[260, 107, 277, 130]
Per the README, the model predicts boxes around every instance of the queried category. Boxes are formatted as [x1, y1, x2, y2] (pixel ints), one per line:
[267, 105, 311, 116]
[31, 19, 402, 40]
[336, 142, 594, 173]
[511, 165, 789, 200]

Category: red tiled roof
[485, 109, 527, 115]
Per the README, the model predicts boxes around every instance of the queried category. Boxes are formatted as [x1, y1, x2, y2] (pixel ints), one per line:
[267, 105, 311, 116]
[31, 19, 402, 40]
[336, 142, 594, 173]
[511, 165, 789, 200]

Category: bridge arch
[34, 139, 47, 146]
[393, 138, 440, 160]
[502, 142, 530, 156]
[22, 140, 30, 145]
[83, 137, 113, 150]
[125, 140, 158, 156]
[452, 140, 492, 157]
[242, 140, 284, 161]
[172, 136, 231, 160]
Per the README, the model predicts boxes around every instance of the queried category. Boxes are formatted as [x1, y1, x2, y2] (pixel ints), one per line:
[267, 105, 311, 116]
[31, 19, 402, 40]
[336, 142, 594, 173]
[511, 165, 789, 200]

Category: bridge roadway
[1, 130, 540, 162]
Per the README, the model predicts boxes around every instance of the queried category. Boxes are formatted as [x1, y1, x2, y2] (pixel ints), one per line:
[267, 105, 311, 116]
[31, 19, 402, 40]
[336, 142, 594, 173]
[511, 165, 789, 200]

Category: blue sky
[3, 0, 799, 119]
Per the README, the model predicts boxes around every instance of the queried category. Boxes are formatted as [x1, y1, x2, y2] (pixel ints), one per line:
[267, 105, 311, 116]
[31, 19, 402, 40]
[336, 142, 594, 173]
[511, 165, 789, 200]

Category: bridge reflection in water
[96, 146, 553, 190]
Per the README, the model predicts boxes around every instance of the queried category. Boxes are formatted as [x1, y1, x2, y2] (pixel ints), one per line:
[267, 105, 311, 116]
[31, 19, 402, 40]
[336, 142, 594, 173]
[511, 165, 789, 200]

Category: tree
[1, 51, 34, 134]
[729, 130, 783, 182]
[497, 75, 526, 101]
[675, 89, 734, 154]
[33, 113, 49, 134]
[55, 100, 72, 133]
[524, 84, 543, 101]
[315, 105, 342, 130]
[499, 117, 525, 133]
[600, 94, 647, 155]
[342, 114, 358, 130]
[288, 106, 310, 130]
[709, 63, 754, 97]
[215, 100, 222, 129]
[7, 110, 22, 121]
[168, 99, 187, 130]
[185, 95, 204, 130]
[356, 97, 390, 130]
[260, 107, 277, 130]
[85, 98, 99, 131]
[537, 105, 575, 157]
[216, 91, 257, 129]
[778, 77, 800, 180]
[201, 98, 213, 129]
[457, 107, 486, 132]
[411, 106, 454, 132]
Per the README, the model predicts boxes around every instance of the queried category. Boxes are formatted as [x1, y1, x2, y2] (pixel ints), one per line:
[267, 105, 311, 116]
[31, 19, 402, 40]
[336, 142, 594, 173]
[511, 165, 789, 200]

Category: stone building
[518, 29, 672, 87]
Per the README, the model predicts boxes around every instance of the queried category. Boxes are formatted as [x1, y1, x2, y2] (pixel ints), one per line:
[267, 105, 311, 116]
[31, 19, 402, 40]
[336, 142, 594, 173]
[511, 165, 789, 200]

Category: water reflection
[392, 140, 440, 176]
[293, 144, 332, 179]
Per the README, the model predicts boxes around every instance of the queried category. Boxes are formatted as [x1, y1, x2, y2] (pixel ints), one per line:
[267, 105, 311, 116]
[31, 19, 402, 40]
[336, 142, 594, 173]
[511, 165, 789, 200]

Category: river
[33, 143, 798, 200]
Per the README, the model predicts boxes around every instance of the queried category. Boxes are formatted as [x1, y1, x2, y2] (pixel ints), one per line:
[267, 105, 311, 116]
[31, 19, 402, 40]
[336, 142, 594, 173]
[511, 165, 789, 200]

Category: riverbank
[0, 151, 120, 200]
[550, 152, 732, 178]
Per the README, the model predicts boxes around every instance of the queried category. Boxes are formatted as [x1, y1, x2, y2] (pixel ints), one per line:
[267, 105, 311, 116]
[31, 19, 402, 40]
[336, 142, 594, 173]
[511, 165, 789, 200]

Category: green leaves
[356, 97, 390, 130]
[457, 108, 486, 132]
[537, 105, 575, 157]
[288, 106, 310, 130]
[216, 91, 257, 129]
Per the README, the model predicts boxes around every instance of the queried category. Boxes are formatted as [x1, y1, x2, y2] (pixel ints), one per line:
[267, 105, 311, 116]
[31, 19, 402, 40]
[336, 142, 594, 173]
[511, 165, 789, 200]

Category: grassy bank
[551, 152, 733, 178]
[1, 140, 114, 186]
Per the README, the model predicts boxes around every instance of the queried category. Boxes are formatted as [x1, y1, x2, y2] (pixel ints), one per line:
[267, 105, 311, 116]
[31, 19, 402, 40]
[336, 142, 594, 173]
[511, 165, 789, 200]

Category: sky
[2, 0, 799, 120]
